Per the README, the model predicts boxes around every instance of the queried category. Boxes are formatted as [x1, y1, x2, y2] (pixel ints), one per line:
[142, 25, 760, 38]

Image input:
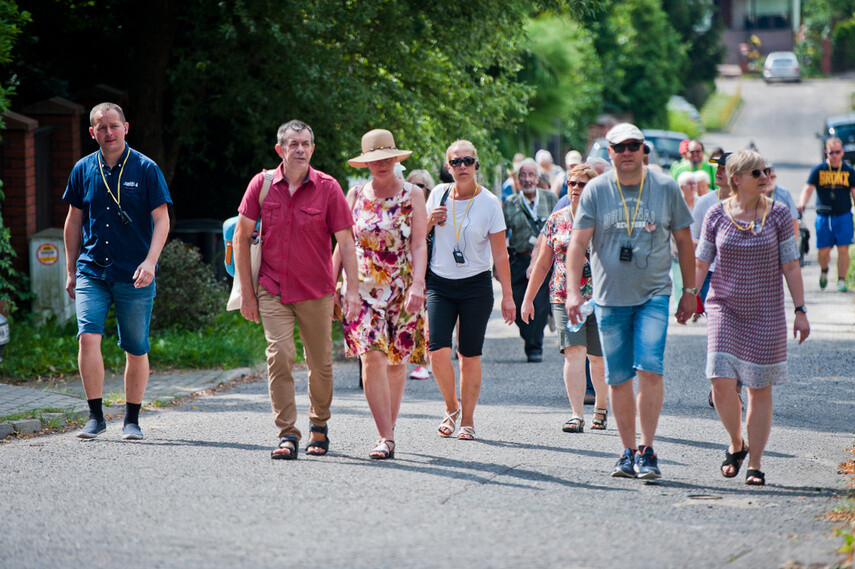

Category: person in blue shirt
[63, 102, 172, 441]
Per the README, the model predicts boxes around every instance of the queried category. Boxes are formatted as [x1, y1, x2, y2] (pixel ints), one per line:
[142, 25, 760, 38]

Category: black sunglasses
[568, 180, 587, 188]
[448, 157, 477, 167]
[610, 141, 643, 153]
[746, 167, 771, 178]
[828, 149, 843, 155]
[414, 182, 426, 188]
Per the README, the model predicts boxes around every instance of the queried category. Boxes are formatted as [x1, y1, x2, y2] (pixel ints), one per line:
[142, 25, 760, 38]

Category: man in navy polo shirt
[63, 102, 172, 440]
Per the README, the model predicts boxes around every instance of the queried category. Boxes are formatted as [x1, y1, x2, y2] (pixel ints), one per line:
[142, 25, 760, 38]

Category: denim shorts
[594, 295, 669, 386]
[75, 273, 156, 356]
[815, 212, 854, 248]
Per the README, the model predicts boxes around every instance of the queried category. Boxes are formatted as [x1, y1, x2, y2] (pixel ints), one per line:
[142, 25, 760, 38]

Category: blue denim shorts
[594, 295, 669, 386]
[815, 212, 854, 249]
[75, 273, 156, 356]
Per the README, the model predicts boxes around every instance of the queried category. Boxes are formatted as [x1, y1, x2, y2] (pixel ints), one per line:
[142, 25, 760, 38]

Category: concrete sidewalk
[0, 367, 259, 437]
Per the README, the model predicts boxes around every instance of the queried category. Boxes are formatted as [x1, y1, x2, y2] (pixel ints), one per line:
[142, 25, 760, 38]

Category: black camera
[118, 208, 133, 226]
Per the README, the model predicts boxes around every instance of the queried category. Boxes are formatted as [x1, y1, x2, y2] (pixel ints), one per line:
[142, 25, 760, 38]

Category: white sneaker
[409, 366, 430, 380]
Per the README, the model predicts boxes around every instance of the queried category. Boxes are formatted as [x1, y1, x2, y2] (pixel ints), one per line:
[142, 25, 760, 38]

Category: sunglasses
[744, 167, 771, 178]
[689, 149, 703, 154]
[414, 182, 426, 189]
[610, 141, 643, 153]
[828, 149, 843, 155]
[448, 157, 477, 168]
[568, 181, 587, 188]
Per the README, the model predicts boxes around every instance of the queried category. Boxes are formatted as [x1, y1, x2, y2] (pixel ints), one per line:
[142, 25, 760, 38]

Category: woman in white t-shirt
[425, 140, 516, 441]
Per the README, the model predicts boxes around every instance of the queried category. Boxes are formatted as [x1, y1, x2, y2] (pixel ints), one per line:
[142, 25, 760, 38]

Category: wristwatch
[794, 305, 807, 314]
[682, 287, 698, 295]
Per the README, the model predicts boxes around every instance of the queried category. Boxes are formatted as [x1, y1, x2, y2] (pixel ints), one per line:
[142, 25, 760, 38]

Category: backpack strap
[258, 169, 275, 209]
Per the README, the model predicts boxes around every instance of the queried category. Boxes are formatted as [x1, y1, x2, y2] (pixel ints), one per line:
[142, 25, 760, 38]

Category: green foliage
[585, 0, 688, 128]
[150, 240, 225, 331]
[0, 183, 33, 315]
[797, 0, 855, 75]
[500, 15, 603, 154]
[667, 109, 702, 139]
[833, 17, 855, 72]
[0, 307, 275, 381]
[701, 88, 743, 132]
[0, 0, 29, 124]
[660, 0, 725, 108]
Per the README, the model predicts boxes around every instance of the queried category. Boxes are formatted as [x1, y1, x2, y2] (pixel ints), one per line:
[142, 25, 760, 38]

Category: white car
[763, 51, 801, 83]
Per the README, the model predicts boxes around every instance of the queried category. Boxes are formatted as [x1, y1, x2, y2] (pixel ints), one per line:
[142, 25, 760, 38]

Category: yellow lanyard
[615, 173, 644, 238]
[725, 196, 768, 233]
[97, 147, 130, 207]
[452, 184, 476, 246]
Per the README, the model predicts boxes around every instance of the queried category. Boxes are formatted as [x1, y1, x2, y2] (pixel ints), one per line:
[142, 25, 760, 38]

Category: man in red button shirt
[234, 120, 360, 460]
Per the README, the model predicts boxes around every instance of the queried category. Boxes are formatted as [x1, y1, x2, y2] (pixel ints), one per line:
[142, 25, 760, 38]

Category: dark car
[819, 114, 855, 165]
[641, 129, 689, 170]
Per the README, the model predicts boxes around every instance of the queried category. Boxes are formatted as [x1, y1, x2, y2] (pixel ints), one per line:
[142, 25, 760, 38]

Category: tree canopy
[4, 0, 722, 219]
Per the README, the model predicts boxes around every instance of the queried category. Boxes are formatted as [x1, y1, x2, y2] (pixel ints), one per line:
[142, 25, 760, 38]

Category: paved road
[1, 77, 854, 569]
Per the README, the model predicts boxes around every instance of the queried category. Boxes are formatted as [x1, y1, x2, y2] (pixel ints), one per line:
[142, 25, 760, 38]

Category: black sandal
[305, 424, 330, 456]
[562, 416, 584, 433]
[591, 408, 608, 430]
[271, 435, 299, 460]
[745, 468, 765, 486]
[721, 442, 748, 478]
[369, 439, 395, 460]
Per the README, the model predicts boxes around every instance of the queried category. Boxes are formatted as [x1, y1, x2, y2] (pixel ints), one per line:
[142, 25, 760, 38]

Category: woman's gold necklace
[725, 196, 768, 235]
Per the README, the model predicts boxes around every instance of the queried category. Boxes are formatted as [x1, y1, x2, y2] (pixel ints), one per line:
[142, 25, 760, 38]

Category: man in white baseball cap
[564, 122, 696, 480]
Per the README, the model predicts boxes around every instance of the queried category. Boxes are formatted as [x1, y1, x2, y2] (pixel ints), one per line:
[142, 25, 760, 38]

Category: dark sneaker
[77, 418, 106, 439]
[611, 448, 636, 478]
[122, 423, 144, 440]
[819, 270, 828, 289]
[634, 446, 662, 479]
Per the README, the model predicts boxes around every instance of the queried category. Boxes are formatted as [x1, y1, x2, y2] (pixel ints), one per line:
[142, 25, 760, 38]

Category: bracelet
[682, 287, 698, 295]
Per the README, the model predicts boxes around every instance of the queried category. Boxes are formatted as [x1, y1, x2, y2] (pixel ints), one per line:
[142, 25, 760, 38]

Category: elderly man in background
[536, 148, 564, 186]
[505, 157, 558, 362]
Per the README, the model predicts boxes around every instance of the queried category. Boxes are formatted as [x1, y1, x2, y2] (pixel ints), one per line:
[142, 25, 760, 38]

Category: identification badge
[453, 248, 466, 264]
[619, 245, 633, 262]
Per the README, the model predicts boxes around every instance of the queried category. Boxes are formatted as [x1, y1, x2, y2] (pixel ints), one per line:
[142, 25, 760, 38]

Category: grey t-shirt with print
[574, 168, 693, 307]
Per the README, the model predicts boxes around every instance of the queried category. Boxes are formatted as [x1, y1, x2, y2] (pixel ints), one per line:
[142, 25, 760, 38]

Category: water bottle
[566, 299, 595, 333]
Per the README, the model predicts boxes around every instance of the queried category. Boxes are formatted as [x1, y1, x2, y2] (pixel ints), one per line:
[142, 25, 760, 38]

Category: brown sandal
[562, 416, 584, 433]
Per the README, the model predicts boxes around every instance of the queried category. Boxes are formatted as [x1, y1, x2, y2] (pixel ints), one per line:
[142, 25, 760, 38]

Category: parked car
[763, 51, 801, 83]
[586, 137, 661, 167]
[819, 113, 855, 165]
[642, 129, 689, 170]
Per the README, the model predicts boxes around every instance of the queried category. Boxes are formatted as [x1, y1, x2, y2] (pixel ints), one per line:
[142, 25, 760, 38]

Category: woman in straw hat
[333, 129, 428, 459]
[427, 140, 516, 441]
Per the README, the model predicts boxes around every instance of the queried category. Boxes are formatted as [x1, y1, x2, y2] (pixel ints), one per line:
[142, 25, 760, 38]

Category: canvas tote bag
[226, 170, 274, 311]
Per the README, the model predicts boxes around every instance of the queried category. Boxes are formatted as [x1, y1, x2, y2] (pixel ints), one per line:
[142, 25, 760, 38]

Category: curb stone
[11, 419, 42, 434]
[0, 423, 13, 437]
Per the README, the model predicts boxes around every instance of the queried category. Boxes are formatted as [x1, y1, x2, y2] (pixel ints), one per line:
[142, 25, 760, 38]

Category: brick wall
[1, 112, 38, 273]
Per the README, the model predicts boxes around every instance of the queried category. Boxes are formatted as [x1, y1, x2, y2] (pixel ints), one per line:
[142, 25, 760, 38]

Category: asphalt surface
[1, 76, 854, 569]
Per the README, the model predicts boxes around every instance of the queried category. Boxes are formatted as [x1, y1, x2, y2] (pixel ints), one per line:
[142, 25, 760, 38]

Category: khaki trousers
[258, 288, 334, 440]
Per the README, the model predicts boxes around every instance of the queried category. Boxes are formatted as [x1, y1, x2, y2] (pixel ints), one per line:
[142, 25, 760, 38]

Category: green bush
[151, 240, 225, 331]
[833, 18, 855, 73]
[668, 109, 703, 139]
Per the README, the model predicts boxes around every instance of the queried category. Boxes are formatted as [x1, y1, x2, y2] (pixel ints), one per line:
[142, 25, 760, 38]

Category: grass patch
[0, 304, 338, 382]
[702, 86, 743, 132]
[0, 406, 79, 424]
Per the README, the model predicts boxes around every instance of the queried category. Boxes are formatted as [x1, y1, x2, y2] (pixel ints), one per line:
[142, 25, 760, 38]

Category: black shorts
[426, 270, 494, 357]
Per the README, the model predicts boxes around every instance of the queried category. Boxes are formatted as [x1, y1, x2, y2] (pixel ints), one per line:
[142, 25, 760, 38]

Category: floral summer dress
[343, 182, 427, 365]
[696, 201, 799, 388]
[542, 206, 593, 304]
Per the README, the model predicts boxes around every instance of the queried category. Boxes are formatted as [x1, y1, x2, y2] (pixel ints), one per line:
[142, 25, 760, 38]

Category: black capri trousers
[426, 270, 494, 357]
